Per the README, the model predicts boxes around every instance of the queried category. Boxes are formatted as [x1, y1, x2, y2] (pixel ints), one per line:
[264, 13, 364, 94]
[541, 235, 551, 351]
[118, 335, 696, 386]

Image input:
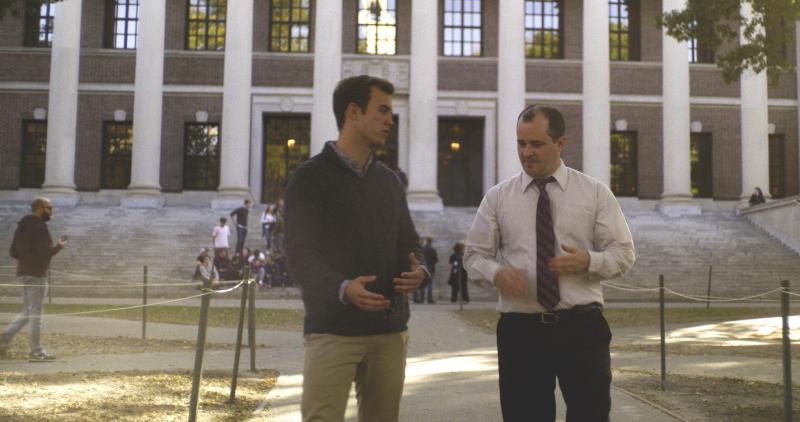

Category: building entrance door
[262, 114, 311, 204]
[437, 118, 484, 206]
[690, 133, 713, 198]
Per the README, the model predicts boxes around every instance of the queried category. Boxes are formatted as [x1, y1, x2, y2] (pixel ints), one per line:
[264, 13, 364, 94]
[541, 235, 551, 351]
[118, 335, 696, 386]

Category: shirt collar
[521, 159, 567, 193]
[328, 141, 374, 177]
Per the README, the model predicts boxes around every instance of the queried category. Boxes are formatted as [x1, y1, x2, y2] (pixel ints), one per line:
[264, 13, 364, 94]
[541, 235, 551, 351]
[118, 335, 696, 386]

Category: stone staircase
[0, 205, 797, 302]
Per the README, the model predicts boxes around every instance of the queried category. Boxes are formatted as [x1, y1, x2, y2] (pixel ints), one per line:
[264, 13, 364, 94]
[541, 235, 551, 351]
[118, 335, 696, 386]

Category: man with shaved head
[0, 197, 67, 361]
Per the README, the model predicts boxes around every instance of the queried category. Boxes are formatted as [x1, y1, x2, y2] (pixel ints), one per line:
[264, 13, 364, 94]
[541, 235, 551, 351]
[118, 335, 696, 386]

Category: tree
[657, 0, 800, 84]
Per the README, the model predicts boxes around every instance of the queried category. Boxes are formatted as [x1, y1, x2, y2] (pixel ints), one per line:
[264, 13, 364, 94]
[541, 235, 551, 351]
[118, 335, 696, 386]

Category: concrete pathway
[0, 298, 796, 421]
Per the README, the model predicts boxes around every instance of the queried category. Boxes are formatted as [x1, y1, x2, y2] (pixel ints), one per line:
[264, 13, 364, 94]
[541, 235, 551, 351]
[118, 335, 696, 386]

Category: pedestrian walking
[0, 197, 67, 362]
[448, 241, 469, 303]
[229, 199, 252, 255]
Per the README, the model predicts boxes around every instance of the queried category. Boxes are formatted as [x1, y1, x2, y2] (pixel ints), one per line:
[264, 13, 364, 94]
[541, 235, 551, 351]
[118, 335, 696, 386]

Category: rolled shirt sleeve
[465, 187, 503, 285]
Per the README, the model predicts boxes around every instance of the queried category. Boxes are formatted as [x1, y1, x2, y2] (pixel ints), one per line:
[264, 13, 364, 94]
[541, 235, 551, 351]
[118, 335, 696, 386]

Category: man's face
[354, 87, 394, 148]
[517, 114, 564, 179]
[39, 202, 54, 222]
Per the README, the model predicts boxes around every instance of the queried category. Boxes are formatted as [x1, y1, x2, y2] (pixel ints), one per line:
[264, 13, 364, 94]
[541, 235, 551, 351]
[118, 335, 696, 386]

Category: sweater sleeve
[286, 166, 349, 309]
[394, 176, 428, 288]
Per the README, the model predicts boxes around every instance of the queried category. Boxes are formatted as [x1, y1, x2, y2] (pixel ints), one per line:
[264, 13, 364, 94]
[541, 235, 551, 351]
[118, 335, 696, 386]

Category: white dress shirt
[464, 161, 635, 313]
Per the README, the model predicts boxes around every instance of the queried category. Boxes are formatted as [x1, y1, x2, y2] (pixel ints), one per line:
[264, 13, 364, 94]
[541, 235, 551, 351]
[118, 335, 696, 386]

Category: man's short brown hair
[333, 75, 395, 130]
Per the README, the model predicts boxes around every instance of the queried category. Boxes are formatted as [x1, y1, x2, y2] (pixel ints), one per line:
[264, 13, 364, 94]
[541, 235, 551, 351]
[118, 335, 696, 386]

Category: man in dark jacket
[230, 199, 252, 255]
[0, 197, 66, 361]
[286, 75, 428, 422]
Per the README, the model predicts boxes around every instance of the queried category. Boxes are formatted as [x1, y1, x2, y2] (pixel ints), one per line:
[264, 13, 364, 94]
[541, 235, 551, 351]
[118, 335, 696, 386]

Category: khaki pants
[301, 331, 409, 422]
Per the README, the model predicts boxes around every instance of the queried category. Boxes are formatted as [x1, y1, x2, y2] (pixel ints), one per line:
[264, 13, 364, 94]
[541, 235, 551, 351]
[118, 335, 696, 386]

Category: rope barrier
[662, 287, 783, 303]
[0, 280, 246, 323]
[0, 281, 201, 288]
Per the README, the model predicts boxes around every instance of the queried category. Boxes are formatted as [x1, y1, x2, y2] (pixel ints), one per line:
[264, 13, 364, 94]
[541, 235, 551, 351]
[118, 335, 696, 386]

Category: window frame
[100, 121, 134, 190]
[104, 0, 139, 49]
[688, 21, 714, 64]
[524, 0, 564, 59]
[268, 0, 313, 53]
[183, 122, 222, 191]
[442, 0, 483, 57]
[608, 0, 640, 62]
[609, 131, 638, 197]
[19, 120, 48, 189]
[185, 0, 227, 51]
[25, 1, 55, 48]
[356, 0, 397, 55]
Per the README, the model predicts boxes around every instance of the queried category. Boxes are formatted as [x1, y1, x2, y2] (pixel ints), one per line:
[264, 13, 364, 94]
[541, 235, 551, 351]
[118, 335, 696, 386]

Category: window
[769, 134, 786, 199]
[184, 123, 220, 190]
[690, 133, 713, 198]
[186, 0, 226, 51]
[270, 0, 312, 52]
[443, 0, 482, 57]
[524, 0, 563, 59]
[688, 21, 714, 64]
[609, 0, 639, 61]
[25, 1, 55, 47]
[101, 122, 133, 189]
[20, 121, 47, 188]
[105, 0, 139, 49]
[357, 0, 396, 55]
[438, 118, 484, 206]
[610, 132, 637, 197]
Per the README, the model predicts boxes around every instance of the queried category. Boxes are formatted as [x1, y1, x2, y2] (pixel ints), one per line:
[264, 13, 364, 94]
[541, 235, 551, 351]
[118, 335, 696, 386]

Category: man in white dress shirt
[465, 105, 635, 422]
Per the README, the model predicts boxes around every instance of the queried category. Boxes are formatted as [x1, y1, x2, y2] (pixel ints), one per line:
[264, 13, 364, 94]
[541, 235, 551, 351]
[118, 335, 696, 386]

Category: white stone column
[796, 21, 800, 191]
[658, 0, 698, 215]
[582, 0, 610, 184]
[496, 0, 526, 183]
[739, 2, 770, 202]
[215, 0, 254, 208]
[310, 0, 342, 155]
[123, 0, 166, 208]
[41, 0, 82, 206]
[407, 0, 442, 211]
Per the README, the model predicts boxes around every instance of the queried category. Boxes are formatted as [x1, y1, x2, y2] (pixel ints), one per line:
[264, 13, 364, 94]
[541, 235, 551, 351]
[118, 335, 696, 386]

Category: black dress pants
[496, 310, 612, 422]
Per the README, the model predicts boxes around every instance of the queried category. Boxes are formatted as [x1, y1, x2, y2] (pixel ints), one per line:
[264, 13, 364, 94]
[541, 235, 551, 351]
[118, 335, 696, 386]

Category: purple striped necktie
[535, 177, 560, 311]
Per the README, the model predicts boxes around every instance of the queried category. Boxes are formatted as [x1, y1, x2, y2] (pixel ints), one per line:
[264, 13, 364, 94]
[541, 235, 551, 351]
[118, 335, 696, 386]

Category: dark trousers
[450, 278, 469, 302]
[235, 225, 247, 255]
[497, 310, 612, 422]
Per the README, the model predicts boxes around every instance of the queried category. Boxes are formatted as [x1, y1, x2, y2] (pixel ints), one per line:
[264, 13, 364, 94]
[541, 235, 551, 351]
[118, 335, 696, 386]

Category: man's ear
[345, 102, 362, 122]
[556, 136, 567, 150]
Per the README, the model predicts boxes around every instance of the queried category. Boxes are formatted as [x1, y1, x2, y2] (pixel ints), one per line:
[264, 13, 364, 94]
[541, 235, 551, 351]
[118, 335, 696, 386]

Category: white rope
[0, 281, 201, 288]
[662, 287, 783, 303]
[601, 281, 661, 292]
[0, 280, 245, 322]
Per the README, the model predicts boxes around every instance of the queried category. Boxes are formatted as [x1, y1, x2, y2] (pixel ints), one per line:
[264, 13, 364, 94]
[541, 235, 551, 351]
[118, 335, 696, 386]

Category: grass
[454, 306, 788, 335]
[0, 303, 305, 330]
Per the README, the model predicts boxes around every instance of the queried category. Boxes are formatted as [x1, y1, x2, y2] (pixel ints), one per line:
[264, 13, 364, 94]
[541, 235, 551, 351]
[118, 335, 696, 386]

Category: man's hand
[57, 235, 68, 248]
[345, 275, 391, 312]
[393, 253, 425, 294]
[494, 267, 528, 297]
[548, 245, 590, 275]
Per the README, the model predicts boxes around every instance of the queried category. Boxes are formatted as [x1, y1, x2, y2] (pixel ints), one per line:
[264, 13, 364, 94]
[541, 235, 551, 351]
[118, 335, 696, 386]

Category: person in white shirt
[211, 217, 230, 255]
[464, 105, 635, 422]
[260, 205, 277, 251]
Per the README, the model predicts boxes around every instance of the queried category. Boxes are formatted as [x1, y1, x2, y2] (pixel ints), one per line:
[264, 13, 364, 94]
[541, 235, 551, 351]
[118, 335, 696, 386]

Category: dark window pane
[262, 115, 312, 203]
[769, 135, 786, 198]
[101, 122, 133, 189]
[20, 121, 47, 188]
[690, 133, 713, 198]
[184, 124, 221, 190]
[610, 132, 638, 197]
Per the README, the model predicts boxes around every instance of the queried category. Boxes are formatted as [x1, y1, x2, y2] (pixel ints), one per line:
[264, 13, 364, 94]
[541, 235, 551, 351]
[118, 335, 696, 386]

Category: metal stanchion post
[659, 274, 666, 391]
[229, 274, 250, 403]
[705, 265, 712, 309]
[188, 276, 213, 422]
[458, 261, 464, 312]
[781, 280, 793, 422]
[248, 273, 257, 372]
[142, 265, 148, 340]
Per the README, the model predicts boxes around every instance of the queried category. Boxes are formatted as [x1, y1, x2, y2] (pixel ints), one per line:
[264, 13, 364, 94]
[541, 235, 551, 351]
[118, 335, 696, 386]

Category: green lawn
[455, 306, 787, 335]
[0, 303, 305, 330]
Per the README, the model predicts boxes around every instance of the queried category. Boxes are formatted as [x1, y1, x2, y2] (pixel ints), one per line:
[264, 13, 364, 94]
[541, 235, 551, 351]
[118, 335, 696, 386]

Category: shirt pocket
[555, 203, 595, 249]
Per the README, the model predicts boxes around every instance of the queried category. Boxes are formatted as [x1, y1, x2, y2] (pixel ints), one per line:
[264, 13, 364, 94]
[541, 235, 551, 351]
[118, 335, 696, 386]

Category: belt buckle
[540, 312, 559, 324]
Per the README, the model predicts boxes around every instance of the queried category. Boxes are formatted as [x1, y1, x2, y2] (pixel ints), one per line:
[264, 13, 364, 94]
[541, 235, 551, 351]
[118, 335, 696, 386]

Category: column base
[122, 186, 165, 208]
[657, 195, 701, 216]
[407, 190, 444, 212]
[40, 184, 80, 207]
